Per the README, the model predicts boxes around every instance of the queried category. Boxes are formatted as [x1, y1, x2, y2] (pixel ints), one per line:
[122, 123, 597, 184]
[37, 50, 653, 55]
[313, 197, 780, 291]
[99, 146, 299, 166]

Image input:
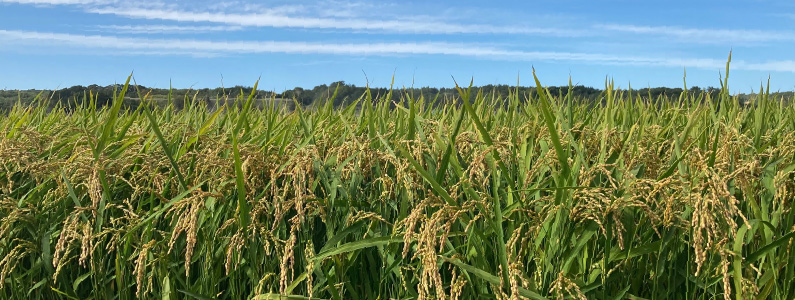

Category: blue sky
[1, 0, 795, 92]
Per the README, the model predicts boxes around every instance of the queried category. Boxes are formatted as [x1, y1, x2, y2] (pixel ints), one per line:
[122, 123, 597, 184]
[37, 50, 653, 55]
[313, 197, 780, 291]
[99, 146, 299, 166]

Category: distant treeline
[1, 81, 789, 111]
[0, 84, 274, 109]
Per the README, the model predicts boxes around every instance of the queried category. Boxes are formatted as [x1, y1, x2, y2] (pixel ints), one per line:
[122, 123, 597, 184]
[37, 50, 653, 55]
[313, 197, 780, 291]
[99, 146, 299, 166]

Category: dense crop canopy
[1, 67, 794, 299]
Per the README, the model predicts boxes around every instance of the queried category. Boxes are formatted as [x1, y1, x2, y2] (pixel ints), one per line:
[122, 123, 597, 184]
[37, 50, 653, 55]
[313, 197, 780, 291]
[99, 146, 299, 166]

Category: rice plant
[1, 61, 794, 299]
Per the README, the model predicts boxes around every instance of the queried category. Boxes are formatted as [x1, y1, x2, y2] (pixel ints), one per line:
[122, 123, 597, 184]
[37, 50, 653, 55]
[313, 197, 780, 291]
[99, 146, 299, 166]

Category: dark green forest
[0, 81, 782, 112]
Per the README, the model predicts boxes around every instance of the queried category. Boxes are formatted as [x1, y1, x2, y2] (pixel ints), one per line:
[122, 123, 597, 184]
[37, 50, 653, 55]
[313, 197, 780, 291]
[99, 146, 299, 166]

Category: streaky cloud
[0, 0, 111, 4]
[596, 23, 795, 44]
[85, 6, 587, 36]
[1, 0, 590, 36]
[1, 29, 794, 72]
[94, 24, 244, 34]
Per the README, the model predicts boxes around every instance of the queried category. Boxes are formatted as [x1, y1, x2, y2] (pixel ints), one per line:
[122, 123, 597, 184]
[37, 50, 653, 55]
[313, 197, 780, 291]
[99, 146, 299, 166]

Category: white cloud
[84, 6, 587, 36]
[1, 29, 792, 72]
[0, 29, 519, 56]
[0, 0, 110, 4]
[94, 24, 244, 34]
[1, 0, 589, 36]
[4, 0, 795, 45]
[733, 60, 795, 72]
[596, 24, 795, 44]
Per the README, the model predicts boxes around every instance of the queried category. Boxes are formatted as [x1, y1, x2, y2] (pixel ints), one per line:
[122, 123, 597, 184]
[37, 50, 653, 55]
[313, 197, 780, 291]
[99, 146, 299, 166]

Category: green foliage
[1, 68, 794, 299]
[2, 81, 743, 114]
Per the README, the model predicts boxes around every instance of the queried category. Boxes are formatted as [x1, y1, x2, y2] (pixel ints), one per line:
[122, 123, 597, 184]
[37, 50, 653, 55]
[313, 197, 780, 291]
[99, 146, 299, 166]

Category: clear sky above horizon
[1, 0, 795, 92]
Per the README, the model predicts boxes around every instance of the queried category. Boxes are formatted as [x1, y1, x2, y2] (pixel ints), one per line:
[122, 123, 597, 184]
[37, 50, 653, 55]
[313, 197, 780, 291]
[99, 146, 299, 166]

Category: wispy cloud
[2, 29, 793, 72]
[94, 24, 243, 34]
[4, 0, 794, 45]
[1, 0, 589, 36]
[0, 29, 557, 56]
[596, 24, 795, 44]
[85, 7, 587, 36]
[0, 0, 112, 5]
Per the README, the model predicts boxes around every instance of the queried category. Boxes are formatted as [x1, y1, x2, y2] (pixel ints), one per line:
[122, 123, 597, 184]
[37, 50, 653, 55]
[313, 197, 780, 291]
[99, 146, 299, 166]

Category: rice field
[1, 64, 794, 299]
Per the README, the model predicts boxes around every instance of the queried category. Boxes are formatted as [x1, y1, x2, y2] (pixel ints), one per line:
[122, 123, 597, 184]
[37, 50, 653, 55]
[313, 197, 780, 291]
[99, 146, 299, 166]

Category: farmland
[1, 65, 794, 299]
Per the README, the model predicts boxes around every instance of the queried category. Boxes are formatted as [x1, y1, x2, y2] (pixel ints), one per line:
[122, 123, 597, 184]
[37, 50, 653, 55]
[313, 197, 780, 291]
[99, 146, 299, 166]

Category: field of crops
[1, 66, 794, 299]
